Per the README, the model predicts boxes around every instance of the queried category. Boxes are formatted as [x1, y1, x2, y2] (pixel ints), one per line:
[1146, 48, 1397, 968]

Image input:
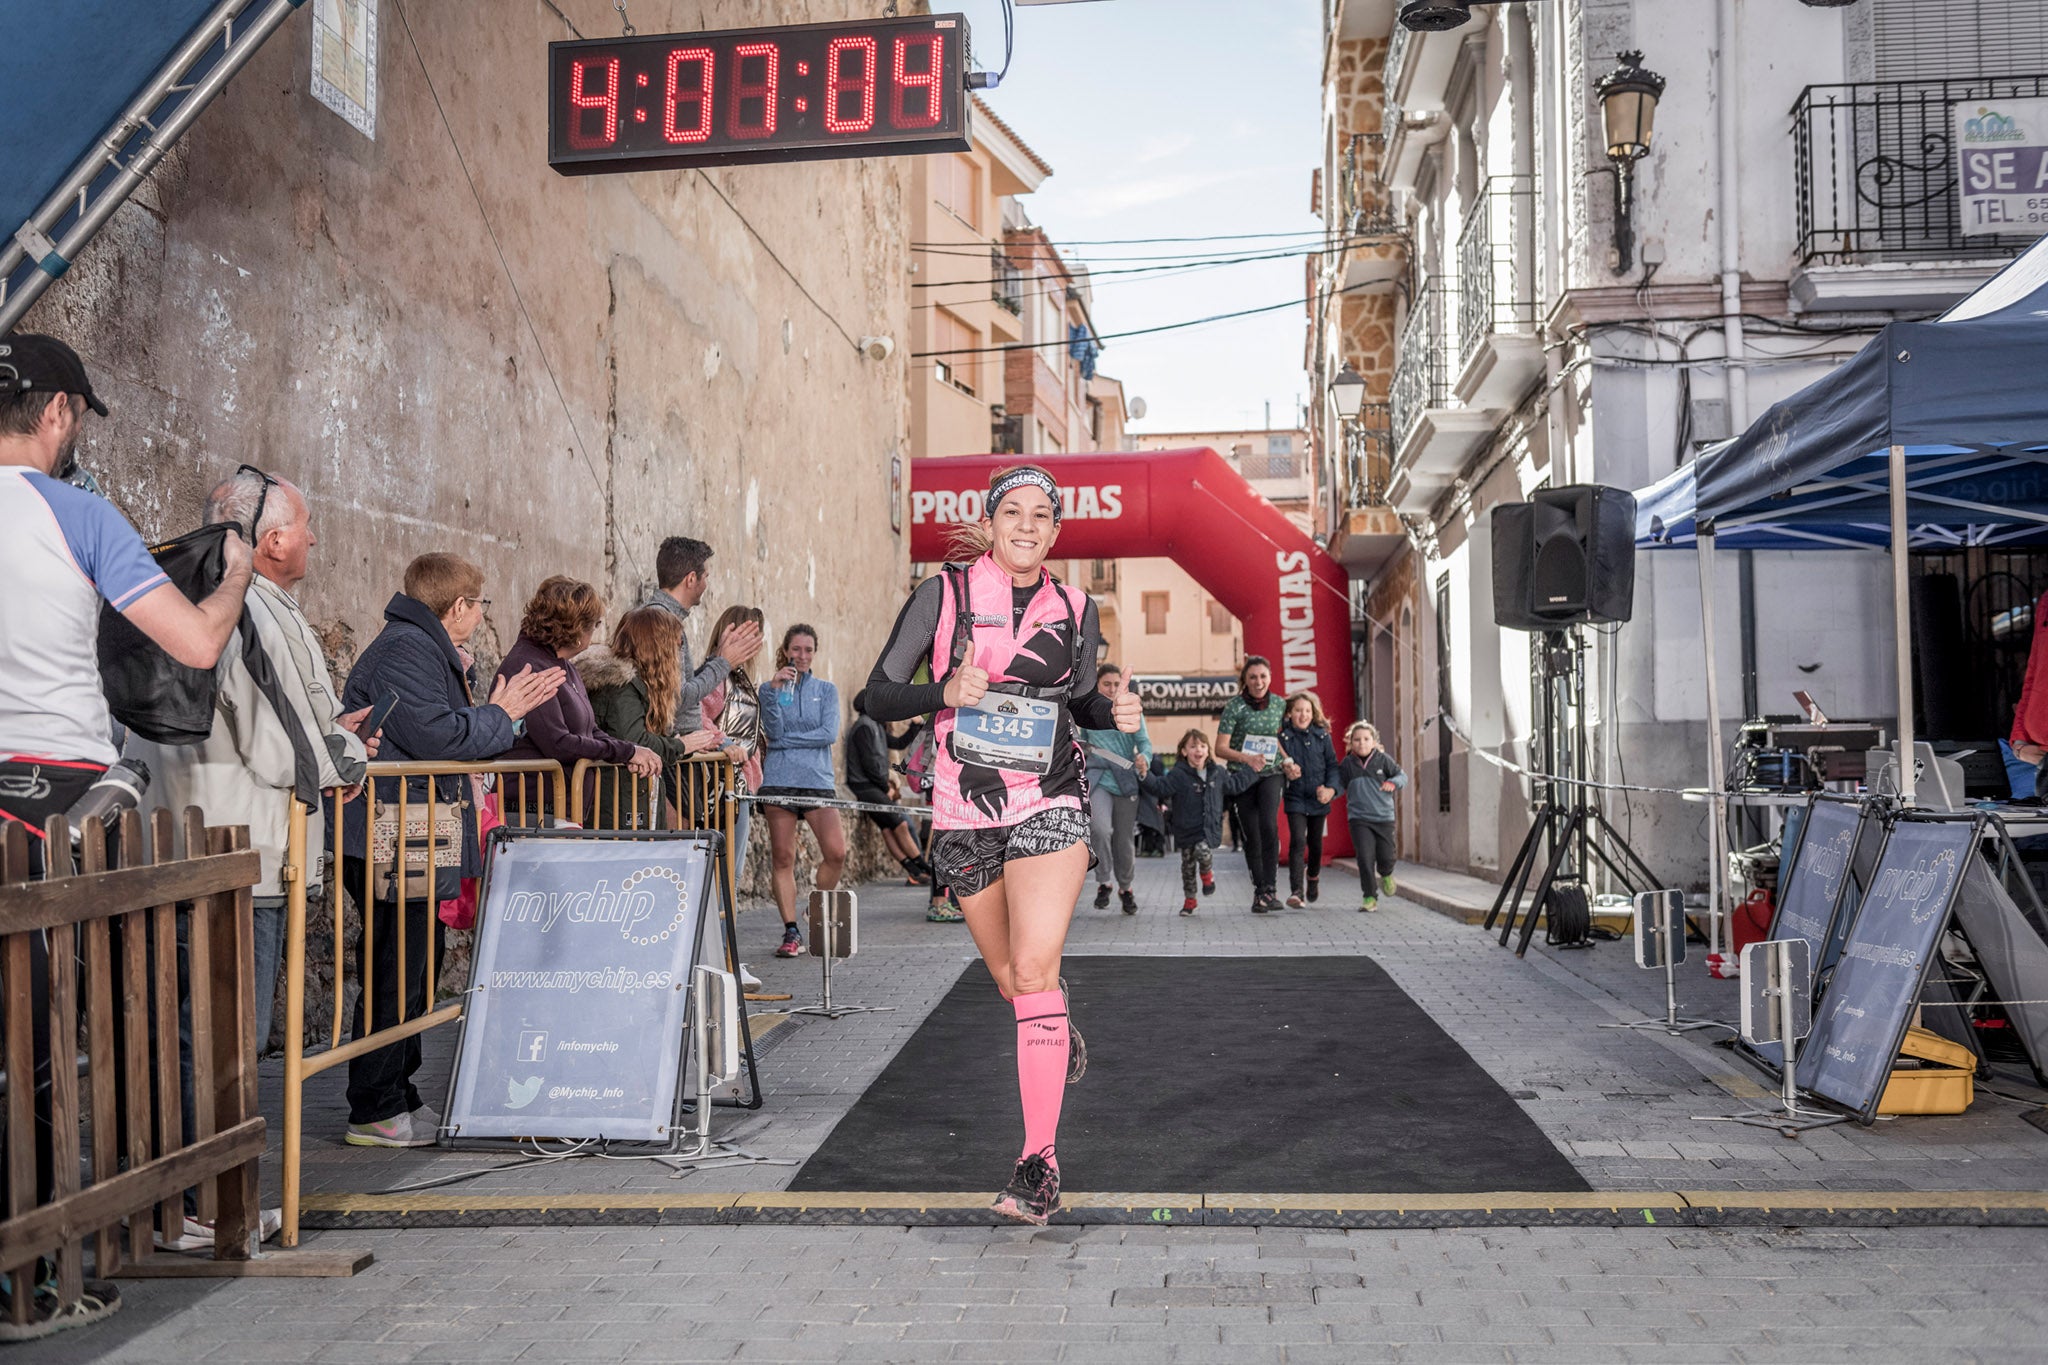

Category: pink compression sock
[1013, 989, 1069, 1164]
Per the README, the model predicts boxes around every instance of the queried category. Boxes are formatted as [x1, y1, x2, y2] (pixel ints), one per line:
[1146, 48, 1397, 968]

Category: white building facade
[1311, 0, 2048, 888]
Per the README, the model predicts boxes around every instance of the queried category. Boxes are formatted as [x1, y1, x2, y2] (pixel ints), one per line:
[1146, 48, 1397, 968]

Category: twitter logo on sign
[507, 1075, 543, 1110]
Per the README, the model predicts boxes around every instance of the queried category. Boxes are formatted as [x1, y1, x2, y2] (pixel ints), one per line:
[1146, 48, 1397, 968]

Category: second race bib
[953, 692, 1060, 774]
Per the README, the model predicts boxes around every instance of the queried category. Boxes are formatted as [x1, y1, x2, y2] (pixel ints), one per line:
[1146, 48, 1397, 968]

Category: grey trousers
[1088, 785, 1138, 889]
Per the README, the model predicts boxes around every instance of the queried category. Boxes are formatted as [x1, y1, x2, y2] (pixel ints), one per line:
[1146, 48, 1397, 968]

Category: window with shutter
[1873, 0, 2048, 81]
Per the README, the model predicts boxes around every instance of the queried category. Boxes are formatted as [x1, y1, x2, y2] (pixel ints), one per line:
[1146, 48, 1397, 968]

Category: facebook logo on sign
[518, 1031, 548, 1064]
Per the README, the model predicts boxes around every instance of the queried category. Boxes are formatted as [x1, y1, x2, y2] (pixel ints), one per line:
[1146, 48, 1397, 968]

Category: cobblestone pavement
[35, 845, 2048, 1361]
[25, 1223, 2048, 1363]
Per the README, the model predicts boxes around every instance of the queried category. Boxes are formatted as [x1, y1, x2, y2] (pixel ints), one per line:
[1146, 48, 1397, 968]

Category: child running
[1338, 721, 1407, 911]
[863, 463, 1143, 1226]
[1140, 728, 1259, 915]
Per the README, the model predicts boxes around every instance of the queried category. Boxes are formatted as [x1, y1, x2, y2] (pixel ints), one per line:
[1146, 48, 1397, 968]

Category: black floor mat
[789, 955, 1588, 1193]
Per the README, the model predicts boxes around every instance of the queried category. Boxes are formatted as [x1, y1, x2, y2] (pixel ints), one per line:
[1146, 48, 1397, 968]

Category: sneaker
[990, 1147, 1062, 1226]
[157, 1208, 284, 1251]
[1251, 896, 1271, 914]
[1361, 895, 1378, 913]
[1181, 897, 1197, 916]
[1200, 873, 1216, 897]
[1285, 894, 1305, 909]
[926, 898, 965, 923]
[1092, 884, 1112, 910]
[1306, 877, 1320, 904]
[738, 962, 764, 992]
[1119, 888, 1137, 915]
[1059, 977, 1086, 1083]
[410, 1104, 442, 1138]
[775, 925, 803, 958]
[1381, 873, 1398, 898]
[345, 1111, 435, 1148]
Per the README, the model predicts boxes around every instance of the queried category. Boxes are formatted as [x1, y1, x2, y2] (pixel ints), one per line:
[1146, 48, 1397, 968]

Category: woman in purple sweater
[495, 576, 659, 822]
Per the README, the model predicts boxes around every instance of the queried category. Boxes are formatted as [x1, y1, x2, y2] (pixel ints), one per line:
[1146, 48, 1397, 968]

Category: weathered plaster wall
[25, 0, 915, 700]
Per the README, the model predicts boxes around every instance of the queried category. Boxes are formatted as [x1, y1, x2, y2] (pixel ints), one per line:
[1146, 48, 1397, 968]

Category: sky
[940, 0, 1326, 436]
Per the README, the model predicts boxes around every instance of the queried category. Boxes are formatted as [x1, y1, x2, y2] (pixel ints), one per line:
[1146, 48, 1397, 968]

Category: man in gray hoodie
[640, 536, 762, 734]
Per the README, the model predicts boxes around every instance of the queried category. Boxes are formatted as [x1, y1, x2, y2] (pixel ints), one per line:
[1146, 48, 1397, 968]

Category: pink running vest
[929, 554, 1089, 831]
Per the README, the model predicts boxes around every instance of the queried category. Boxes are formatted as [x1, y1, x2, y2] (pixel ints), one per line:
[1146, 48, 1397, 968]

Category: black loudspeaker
[1490, 485, 1638, 631]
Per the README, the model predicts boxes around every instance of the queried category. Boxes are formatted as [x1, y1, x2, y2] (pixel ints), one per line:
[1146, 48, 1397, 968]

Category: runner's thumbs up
[1112, 668, 1143, 734]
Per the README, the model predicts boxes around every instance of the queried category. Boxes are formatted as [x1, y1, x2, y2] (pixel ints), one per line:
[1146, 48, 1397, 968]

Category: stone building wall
[21, 1, 928, 1038]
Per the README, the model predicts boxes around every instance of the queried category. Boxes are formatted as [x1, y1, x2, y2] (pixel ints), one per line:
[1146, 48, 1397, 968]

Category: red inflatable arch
[909, 449, 1357, 861]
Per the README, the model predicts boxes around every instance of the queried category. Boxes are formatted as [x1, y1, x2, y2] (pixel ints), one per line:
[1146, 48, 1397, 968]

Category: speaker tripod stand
[1482, 628, 1661, 957]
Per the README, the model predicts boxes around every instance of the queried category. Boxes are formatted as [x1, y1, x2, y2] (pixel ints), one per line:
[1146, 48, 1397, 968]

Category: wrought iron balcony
[1390, 280, 1456, 452]
[992, 249, 1023, 315]
[1383, 21, 1413, 118]
[1794, 75, 2048, 266]
[1345, 402, 1394, 508]
[1456, 175, 1535, 365]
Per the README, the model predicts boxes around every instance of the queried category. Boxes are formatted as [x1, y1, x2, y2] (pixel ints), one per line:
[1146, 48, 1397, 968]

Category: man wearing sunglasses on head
[0, 332, 254, 857]
[125, 463, 381, 1066]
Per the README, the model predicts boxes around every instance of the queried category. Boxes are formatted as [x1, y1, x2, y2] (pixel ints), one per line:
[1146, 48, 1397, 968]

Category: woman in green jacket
[578, 605, 721, 824]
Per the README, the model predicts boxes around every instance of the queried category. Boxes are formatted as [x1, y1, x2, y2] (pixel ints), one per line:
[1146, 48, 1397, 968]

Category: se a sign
[549, 14, 971, 174]
[1957, 96, 2048, 238]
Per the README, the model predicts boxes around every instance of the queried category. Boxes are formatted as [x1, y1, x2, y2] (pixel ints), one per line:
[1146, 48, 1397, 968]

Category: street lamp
[1594, 50, 1666, 275]
[1330, 365, 1367, 422]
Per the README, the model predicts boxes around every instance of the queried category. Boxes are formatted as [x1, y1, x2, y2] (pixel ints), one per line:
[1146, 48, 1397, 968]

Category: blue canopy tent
[0, 0, 301, 332]
[1631, 238, 2048, 929]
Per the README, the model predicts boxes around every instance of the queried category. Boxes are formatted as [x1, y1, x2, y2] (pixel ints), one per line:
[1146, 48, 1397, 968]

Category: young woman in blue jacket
[1278, 692, 1341, 907]
[759, 624, 846, 957]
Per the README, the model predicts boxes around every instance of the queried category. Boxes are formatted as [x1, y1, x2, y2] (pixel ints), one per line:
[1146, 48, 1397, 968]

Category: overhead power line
[911, 227, 1336, 249]
[913, 231, 1400, 289]
[911, 280, 1381, 360]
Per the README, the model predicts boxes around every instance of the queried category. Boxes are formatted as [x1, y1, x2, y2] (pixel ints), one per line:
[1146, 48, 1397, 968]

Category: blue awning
[1, 0, 278, 316]
[1636, 238, 2048, 550]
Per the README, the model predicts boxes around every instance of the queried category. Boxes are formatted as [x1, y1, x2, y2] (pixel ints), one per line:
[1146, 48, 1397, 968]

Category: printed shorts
[930, 805, 1094, 898]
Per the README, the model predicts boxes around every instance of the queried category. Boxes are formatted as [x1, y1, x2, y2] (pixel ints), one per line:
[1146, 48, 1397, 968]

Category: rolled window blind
[1874, 0, 2048, 81]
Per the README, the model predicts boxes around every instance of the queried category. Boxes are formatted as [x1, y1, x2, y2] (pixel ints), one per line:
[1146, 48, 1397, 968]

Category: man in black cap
[0, 331, 254, 849]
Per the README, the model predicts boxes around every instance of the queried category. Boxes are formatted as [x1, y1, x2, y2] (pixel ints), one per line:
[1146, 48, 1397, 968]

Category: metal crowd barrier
[279, 759, 565, 1248]
[568, 754, 742, 956]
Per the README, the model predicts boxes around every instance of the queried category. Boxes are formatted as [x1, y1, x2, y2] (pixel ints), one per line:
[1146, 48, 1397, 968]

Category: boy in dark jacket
[1338, 721, 1408, 911]
[1138, 728, 1261, 915]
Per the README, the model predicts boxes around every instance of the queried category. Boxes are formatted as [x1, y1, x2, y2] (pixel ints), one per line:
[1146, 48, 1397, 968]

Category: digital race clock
[548, 14, 973, 175]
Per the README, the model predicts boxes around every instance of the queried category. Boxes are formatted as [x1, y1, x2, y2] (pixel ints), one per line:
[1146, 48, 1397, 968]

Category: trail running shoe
[345, 1112, 435, 1148]
[1361, 895, 1378, 913]
[1059, 976, 1086, 1083]
[1381, 874, 1398, 897]
[926, 897, 965, 923]
[1181, 897, 1197, 916]
[775, 924, 803, 958]
[1307, 877, 1320, 904]
[1200, 873, 1216, 896]
[1093, 884, 1112, 910]
[991, 1148, 1062, 1226]
[1119, 888, 1137, 915]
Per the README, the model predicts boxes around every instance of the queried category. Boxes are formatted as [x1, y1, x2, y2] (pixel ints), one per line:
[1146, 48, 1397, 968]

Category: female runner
[864, 464, 1143, 1225]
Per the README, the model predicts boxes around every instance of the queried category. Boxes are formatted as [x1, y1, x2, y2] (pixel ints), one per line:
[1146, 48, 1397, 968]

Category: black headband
[987, 468, 1061, 523]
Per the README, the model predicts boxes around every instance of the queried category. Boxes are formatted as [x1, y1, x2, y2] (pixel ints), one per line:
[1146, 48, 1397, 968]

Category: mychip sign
[445, 832, 716, 1142]
[1958, 96, 2048, 237]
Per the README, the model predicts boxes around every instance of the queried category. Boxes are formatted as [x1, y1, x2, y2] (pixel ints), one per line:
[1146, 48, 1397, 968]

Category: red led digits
[663, 46, 714, 143]
[891, 34, 943, 130]
[824, 36, 877, 134]
[566, 55, 621, 148]
[729, 42, 779, 139]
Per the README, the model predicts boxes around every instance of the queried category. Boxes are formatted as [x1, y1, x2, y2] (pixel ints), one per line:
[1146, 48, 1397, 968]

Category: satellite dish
[1129, 397, 1148, 421]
